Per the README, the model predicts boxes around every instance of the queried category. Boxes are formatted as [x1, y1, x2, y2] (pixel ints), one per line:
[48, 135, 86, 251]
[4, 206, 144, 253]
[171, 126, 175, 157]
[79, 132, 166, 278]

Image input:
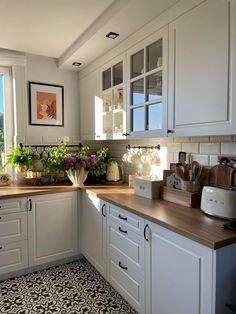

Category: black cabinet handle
[0, 246, 2, 250]
[118, 226, 127, 234]
[118, 214, 127, 221]
[122, 133, 130, 136]
[119, 261, 128, 270]
[167, 129, 174, 134]
[28, 199, 32, 211]
[102, 204, 106, 217]
[144, 224, 149, 242]
[96, 135, 101, 138]
[0, 216, 1, 219]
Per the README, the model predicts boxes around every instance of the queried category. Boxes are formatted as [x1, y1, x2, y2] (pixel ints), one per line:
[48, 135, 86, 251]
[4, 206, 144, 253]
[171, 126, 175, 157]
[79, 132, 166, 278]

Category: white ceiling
[0, 0, 180, 71]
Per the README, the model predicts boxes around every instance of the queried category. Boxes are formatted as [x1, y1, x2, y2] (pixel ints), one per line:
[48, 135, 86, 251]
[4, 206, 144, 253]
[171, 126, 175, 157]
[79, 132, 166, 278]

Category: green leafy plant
[45, 141, 69, 173]
[6, 144, 36, 169]
[89, 147, 111, 177]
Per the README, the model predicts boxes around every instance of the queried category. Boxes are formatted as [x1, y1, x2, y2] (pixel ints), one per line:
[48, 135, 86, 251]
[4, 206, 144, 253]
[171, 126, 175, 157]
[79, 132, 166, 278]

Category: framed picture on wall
[29, 81, 64, 126]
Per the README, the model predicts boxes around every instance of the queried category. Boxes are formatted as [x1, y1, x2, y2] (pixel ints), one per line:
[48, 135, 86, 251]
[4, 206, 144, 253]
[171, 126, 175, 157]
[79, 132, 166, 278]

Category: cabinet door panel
[80, 193, 106, 277]
[28, 192, 77, 266]
[0, 241, 28, 275]
[168, 0, 233, 136]
[151, 233, 200, 314]
[79, 71, 98, 140]
[145, 222, 213, 314]
[0, 212, 27, 244]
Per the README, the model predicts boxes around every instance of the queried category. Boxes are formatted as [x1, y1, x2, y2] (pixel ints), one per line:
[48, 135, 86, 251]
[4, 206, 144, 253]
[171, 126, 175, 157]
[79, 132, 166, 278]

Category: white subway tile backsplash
[200, 143, 220, 155]
[85, 135, 236, 182]
[182, 143, 199, 153]
[209, 155, 218, 166]
[221, 143, 236, 155]
[210, 135, 233, 142]
[191, 136, 209, 143]
[167, 143, 181, 153]
[190, 154, 209, 166]
[173, 137, 190, 143]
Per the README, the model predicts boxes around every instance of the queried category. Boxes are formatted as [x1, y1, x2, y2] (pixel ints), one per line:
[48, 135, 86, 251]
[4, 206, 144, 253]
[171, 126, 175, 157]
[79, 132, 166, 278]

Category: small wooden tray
[161, 186, 201, 208]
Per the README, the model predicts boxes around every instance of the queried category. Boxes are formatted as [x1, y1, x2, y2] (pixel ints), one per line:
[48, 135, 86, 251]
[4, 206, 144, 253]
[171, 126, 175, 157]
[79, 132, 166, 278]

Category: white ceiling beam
[57, 0, 129, 68]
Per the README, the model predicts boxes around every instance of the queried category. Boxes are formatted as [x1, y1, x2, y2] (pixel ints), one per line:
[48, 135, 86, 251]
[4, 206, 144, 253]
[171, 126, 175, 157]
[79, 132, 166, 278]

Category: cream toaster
[201, 186, 236, 219]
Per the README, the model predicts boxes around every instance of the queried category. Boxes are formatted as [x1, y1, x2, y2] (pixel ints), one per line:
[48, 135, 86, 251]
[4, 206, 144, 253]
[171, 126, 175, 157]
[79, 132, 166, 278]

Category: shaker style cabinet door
[98, 53, 126, 140]
[80, 193, 107, 277]
[28, 192, 78, 266]
[168, 0, 236, 136]
[145, 221, 213, 314]
[126, 26, 168, 138]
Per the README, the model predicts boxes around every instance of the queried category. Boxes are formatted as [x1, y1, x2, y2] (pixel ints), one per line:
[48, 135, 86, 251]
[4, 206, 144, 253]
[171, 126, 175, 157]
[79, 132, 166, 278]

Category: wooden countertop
[0, 183, 235, 249]
[82, 185, 236, 250]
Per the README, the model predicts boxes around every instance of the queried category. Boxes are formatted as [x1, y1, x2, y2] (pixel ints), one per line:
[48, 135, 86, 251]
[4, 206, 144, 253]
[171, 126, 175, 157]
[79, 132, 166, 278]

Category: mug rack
[126, 144, 160, 150]
[22, 142, 83, 151]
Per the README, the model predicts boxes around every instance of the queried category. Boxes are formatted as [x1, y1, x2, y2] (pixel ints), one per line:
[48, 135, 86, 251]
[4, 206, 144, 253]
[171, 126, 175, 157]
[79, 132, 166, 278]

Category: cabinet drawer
[107, 202, 144, 235]
[109, 244, 143, 283]
[0, 212, 27, 244]
[0, 240, 28, 275]
[0, 197, 27, 214]
[108, 258, 142, 310]
[108, 220, 143, 264]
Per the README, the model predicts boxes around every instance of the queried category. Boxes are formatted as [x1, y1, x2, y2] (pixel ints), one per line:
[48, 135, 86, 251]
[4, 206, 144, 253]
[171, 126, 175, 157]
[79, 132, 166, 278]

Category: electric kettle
[106, 161, 121, 181]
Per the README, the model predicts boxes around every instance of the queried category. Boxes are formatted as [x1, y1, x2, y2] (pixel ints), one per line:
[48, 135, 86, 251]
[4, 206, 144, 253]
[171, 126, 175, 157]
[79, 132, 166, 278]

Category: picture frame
[29, 81, 64, 126]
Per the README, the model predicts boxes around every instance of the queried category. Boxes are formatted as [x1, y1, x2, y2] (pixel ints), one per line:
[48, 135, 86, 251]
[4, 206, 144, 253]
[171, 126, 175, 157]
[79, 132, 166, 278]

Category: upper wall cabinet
[168, 0, 236, 136]
[79, 71, 99, 141]
[126, 27, 168, 138]
[96, 54, 127, 140]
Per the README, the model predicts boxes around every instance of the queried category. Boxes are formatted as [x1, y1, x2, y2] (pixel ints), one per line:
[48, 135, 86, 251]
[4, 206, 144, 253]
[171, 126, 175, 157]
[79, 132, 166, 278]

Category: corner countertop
[82, 185, 236, 250]
[0, 183, 235, 249]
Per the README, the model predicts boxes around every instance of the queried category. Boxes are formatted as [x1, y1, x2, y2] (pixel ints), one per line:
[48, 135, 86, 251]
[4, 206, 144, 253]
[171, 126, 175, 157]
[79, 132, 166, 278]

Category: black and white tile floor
[0, 258, 137, 314]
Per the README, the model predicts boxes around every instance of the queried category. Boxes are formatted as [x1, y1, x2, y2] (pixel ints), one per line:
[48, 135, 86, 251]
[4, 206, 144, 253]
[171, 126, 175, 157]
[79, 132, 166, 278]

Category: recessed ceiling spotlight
[106, 32, 119, 39]
[72, 62, 82, 67]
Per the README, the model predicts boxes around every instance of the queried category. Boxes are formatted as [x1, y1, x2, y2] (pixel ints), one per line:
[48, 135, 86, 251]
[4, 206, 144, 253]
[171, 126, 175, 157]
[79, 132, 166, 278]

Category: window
[0, 67, 13, 167]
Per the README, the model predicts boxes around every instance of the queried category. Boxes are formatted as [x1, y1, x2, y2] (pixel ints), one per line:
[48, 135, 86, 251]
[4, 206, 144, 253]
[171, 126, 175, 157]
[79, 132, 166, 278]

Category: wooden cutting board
[208, 164, 234, 187]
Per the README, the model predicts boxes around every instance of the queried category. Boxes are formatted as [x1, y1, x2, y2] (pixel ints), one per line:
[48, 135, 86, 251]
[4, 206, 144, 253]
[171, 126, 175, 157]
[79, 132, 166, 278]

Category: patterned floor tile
[0, 258, 137, 314]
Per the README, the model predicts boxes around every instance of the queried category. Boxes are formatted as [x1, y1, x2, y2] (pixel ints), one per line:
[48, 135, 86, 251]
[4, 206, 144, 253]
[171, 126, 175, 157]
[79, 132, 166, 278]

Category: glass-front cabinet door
[97, 54, 126, 140]
[127, 27, 168, 137]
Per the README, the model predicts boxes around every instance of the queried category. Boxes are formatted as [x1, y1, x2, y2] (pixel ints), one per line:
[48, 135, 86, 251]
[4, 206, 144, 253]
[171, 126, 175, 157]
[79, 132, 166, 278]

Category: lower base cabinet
[80, 192, 107, 277]
[0, 241, 28, 275]
[145, 222, 213, 314]
[106, 202, 145, 314]
[28, 192, 78, 266]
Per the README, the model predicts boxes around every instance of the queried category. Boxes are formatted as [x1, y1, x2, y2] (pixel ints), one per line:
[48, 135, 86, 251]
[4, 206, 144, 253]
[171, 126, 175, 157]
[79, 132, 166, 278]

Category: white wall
[18, 54, 80, 144]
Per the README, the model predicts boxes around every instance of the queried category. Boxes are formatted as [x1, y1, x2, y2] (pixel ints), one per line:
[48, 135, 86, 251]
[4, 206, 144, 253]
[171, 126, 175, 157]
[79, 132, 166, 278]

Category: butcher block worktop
[0, 183, 235, 249]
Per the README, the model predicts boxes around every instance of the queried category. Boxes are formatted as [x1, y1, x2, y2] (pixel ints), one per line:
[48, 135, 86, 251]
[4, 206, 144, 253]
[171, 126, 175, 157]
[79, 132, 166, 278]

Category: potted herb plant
[6, 143, 36, 172]
[88, 147, 111, 182]
[45, 141, 69, 176]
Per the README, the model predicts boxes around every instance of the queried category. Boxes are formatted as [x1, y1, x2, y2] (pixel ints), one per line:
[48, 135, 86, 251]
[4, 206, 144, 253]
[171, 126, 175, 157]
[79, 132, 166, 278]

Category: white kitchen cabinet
[168, 0, 236, 136]
[126, 27, 168, 138]
[144, 221, 213, 314]
[144, 221, 236, 314]
[79, 70, 99, 140]
[98, 54, 127, 140]
[106, 202, 145, 314]
[0, 197, 28, 276]
[80, 192, 107, 277]
[28, 192, 78, 266]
